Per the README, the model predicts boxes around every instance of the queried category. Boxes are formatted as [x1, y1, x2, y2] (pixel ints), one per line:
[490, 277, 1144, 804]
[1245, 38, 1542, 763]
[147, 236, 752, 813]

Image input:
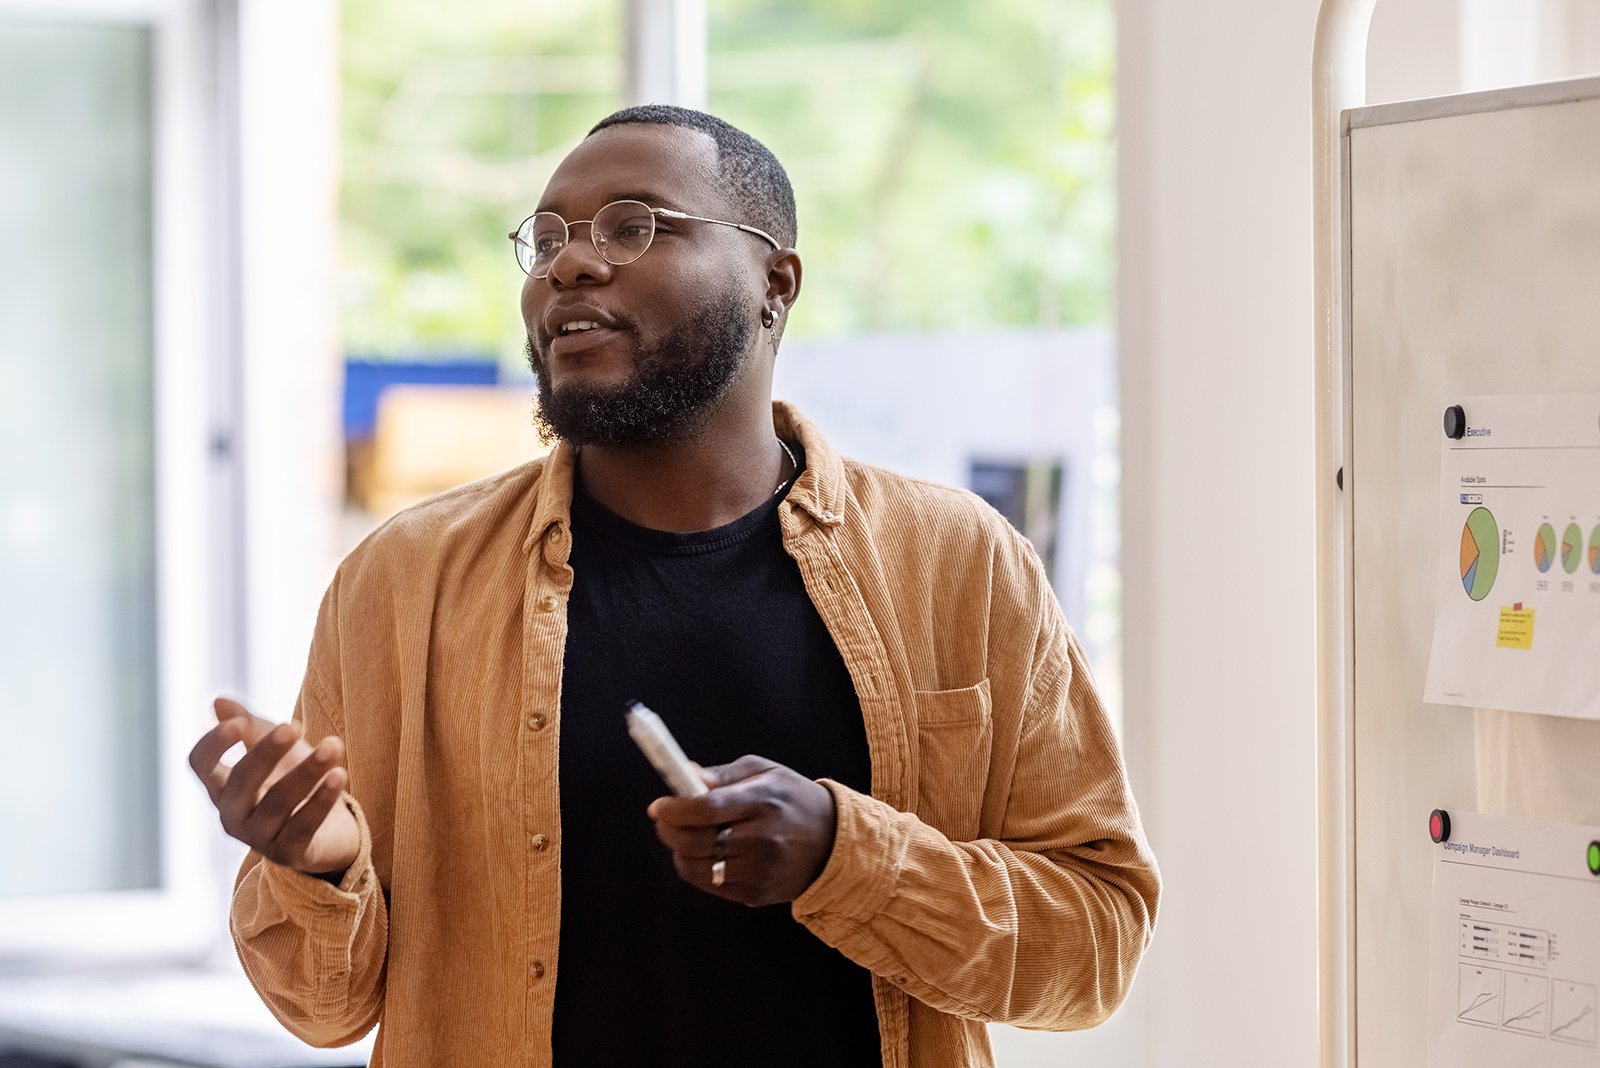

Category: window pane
[708, 0, 1116, 338]
[340, 0, 621, 365]
[0, 22, 160, 896]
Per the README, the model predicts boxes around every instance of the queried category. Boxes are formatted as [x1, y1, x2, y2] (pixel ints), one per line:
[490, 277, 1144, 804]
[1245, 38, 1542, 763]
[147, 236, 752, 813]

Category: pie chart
[1562, 523, 1583, 574]
[1459, 507, 1499, 601]
[1535, 523, 1557, 573]
[1591, 525, 1600, 575]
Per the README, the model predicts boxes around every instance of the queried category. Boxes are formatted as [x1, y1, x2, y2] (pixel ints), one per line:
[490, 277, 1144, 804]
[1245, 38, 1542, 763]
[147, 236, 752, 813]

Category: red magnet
[1429, 809, 1451, 844]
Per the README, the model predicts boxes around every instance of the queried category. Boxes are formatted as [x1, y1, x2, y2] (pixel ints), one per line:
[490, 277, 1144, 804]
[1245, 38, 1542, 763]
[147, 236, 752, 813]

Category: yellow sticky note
[1496, 605, 1535, 650]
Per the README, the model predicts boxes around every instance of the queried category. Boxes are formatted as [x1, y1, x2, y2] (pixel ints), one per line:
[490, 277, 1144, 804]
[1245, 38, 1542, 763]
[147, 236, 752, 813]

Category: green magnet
[1588, 841, 1600, 876]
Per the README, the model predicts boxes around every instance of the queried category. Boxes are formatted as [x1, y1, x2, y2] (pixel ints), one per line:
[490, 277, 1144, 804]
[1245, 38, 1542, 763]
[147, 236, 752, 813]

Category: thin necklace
[772, 438, 798, 498]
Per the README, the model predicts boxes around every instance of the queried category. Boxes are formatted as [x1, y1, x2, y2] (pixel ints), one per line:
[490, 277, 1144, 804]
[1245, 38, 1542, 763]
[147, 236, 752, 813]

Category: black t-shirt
[551, 449, 881, 1066]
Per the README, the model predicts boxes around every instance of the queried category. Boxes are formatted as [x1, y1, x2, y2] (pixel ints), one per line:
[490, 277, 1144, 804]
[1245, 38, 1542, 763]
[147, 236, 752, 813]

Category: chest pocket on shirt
[913, 678, 993, 840]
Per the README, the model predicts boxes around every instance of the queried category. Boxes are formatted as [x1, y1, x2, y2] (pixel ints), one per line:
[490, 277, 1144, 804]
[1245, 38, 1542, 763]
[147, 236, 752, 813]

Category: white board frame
[1334, 73, 1600, 1065]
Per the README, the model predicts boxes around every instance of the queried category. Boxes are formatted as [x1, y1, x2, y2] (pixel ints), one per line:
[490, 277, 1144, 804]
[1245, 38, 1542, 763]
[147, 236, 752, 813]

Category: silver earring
[761, 308, 775, 328]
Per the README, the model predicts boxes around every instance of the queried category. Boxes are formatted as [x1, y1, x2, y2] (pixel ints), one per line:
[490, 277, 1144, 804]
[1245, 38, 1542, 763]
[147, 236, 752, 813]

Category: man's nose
[546, 223, 613, 289]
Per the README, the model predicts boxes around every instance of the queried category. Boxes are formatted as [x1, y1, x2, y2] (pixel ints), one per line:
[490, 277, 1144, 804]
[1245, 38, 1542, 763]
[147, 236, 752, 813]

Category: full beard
[527, 293, 755, 447]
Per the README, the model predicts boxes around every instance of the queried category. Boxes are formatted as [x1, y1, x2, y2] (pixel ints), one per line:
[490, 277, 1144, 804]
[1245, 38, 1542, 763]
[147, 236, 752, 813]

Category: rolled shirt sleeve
[792, 625, 1160, 1031]
[232, 792, 389, 1046]
[230, 578, 390, 1048]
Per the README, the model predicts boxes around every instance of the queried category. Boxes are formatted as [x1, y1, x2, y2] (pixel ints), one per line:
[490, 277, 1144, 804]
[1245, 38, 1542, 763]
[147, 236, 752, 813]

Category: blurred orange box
[360, 385, 548, 518]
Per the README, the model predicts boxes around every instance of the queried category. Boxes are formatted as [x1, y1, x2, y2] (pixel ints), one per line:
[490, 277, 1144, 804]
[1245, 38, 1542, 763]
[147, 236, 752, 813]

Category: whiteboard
[1344, 77, 1600, 1064]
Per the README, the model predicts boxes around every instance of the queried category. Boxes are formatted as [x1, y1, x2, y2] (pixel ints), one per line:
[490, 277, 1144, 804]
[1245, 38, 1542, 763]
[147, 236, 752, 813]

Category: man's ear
[764, 248, 802, 322]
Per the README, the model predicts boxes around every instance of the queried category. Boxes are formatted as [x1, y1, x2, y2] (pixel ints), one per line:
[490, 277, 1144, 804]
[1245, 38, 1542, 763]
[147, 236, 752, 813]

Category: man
[189, 105, 1159, 1067]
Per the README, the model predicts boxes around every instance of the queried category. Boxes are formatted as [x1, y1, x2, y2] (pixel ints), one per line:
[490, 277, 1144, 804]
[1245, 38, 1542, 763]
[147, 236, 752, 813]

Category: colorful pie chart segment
[1535, 523, 1557, 574]
[1591, 525, 1600, 575]
[1459, 507, 1500, 601]
[1562, 523, 1583, 574]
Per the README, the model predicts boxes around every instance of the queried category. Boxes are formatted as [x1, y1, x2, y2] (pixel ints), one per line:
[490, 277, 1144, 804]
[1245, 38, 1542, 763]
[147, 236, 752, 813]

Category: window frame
[0, 0, 236, 964]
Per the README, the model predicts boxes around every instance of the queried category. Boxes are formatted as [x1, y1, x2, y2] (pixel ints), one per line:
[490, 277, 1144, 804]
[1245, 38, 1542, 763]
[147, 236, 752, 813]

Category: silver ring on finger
[711, 859, 727, 887]
[713, 824, 732, 863]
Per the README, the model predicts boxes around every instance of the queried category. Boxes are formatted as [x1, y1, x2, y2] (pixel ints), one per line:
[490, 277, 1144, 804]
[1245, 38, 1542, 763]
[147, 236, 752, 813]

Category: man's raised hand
[188, 698, 360, 879]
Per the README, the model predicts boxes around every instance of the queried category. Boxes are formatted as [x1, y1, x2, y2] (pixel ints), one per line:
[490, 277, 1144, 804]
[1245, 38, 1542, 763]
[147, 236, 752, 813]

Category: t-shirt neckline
[570, 443, 804, 557]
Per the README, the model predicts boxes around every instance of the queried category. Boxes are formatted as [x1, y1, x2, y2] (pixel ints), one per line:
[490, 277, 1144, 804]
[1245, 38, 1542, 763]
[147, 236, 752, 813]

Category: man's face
[521, 124, 769, 446]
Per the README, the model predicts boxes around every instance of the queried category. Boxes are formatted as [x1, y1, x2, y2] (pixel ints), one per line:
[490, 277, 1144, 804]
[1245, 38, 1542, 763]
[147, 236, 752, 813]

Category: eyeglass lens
[517, 200, 656, 277]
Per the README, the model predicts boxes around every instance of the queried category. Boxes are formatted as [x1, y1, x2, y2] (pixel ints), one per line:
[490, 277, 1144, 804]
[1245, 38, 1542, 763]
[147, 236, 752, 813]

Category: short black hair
[588, 104, 797, 250]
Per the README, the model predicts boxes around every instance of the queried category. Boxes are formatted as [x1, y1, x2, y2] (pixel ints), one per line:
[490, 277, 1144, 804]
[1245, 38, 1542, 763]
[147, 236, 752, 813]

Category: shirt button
[531, 834, 549, 851]
[539, 594, 560, 613]
[527, 714, 547, 731]
[530, 961, 545, 979]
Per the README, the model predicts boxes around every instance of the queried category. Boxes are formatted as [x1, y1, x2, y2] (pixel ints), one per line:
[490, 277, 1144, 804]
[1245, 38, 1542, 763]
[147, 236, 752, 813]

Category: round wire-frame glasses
[508, 199, 781, 278]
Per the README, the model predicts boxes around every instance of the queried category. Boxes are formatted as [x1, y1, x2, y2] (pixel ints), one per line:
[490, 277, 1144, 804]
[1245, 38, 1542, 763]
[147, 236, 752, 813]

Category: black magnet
[1444, 405, 1467, 440]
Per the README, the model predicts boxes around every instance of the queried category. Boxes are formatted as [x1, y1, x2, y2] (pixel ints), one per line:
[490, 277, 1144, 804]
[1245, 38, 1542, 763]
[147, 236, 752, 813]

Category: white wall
[237, 0, 344, 721]
[1114, 2, 1324, 1063]
[1368, 0, 1461, 103]
[1366, 0, 1600, 106]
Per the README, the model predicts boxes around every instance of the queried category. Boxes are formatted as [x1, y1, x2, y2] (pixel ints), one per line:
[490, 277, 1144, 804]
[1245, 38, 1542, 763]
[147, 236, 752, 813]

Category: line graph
[1501, 972, 1547, 1036]
[1551, 981, 1597, 1047]
[1458, 964, 1502, 1027]
[1504, 1004, 1543, 1027]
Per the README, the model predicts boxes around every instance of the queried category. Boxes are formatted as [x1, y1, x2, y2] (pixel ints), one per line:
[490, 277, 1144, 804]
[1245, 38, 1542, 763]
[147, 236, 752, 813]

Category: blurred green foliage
[339, 0, 1112, 359]
[340, 0, 621, 361]
[709, 0, 1114, 338]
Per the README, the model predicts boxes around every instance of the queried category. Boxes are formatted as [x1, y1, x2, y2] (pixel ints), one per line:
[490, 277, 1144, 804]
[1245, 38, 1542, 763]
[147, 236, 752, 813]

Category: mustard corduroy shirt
[231, 402, 1161, 1067]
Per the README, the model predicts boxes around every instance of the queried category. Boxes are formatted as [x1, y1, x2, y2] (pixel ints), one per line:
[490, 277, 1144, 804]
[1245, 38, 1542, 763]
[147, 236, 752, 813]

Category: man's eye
[613, 223, 651, 240]
[533, 237, 563, 254]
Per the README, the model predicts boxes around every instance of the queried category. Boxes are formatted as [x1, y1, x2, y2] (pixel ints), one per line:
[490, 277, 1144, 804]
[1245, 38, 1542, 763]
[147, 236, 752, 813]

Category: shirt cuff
[790, 779, 905, 925]
[245, 793, 377, 914]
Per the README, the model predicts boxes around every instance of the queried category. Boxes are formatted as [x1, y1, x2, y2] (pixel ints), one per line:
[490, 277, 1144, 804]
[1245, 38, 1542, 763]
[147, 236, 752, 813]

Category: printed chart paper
[1428, 810, 1600, 1067]
[1423, 393, 1600, 719]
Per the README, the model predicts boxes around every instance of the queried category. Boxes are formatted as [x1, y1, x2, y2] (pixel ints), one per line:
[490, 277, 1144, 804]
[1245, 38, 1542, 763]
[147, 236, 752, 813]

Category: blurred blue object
[343, 356, 499, 440]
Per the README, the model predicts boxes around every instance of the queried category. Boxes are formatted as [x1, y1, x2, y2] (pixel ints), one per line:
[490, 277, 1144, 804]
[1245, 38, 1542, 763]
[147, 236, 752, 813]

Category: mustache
[526, 312, 639, 378]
